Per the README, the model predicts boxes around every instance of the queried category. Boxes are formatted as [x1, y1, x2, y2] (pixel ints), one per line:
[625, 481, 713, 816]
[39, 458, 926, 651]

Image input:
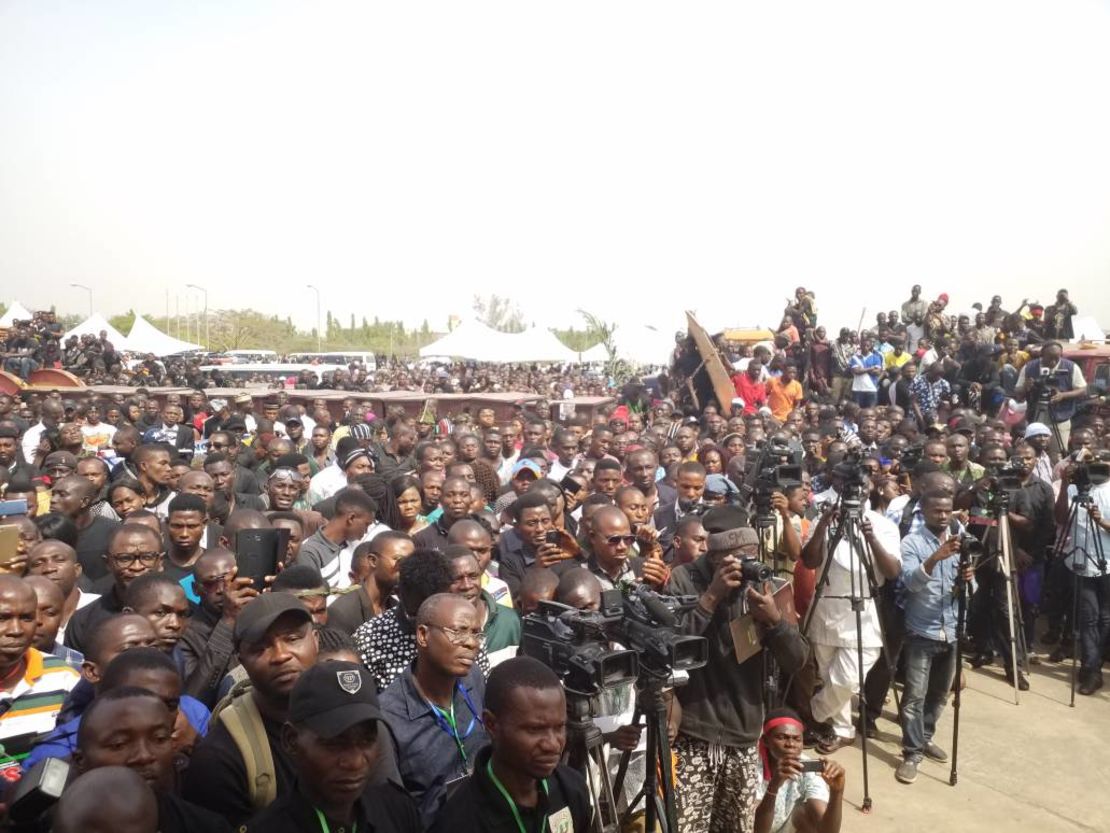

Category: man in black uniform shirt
[243, 661, 420, 833]
[429, 656, 592, 833]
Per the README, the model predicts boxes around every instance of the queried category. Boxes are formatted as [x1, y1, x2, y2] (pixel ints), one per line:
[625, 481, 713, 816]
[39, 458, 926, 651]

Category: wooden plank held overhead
[685, 311, 736, 412]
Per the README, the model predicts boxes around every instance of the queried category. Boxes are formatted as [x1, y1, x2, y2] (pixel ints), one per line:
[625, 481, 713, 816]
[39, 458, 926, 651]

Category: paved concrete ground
[834, 657, 1109, 833]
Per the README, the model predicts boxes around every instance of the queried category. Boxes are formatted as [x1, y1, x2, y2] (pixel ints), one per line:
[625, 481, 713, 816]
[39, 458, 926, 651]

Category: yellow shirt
[766, 377, 804, 422]
[884, 351, 911, 370]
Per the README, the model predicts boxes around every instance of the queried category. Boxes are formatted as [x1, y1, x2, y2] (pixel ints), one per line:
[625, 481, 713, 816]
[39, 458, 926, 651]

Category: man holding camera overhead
[667, 513, 808, 833]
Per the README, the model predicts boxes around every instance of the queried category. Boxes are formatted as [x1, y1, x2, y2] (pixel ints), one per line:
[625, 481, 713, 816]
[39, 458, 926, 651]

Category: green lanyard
[313, 808, 356, 833]
[431, 701, 470, 770]
[486, 759, 548, 833]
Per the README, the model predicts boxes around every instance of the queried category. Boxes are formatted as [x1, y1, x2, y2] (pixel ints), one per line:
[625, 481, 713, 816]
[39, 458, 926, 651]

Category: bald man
[53, 766, 159, 833]
[50, 474, 120, 582]
[0, 575, 79, 753]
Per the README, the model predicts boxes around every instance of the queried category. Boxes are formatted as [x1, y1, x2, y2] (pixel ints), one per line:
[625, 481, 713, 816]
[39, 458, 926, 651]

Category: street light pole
[186, 283, 208, 347]
[70, 283, 93, 317]
[307, 285, 322, 351]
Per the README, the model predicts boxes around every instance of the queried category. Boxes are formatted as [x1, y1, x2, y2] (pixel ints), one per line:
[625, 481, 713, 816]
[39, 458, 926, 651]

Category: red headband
[763, 717, 804, 735]
[759, 717, 805, 781]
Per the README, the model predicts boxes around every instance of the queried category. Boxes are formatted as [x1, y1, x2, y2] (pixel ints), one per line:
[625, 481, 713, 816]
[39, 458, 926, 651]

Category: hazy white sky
[2, 0, 1109, 336]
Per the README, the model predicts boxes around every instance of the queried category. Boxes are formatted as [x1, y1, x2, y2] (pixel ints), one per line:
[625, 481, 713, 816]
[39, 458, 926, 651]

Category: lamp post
[307, 285, 322, 351]
[186, 283, 208, 347]
[70, 284, 93, 317]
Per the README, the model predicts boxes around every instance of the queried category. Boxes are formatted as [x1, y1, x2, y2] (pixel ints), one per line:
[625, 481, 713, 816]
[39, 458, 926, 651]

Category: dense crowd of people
[0, 283, 1105, 832]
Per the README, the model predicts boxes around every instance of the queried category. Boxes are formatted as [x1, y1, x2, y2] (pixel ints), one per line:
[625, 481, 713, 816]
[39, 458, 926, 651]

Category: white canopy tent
[510, 326, 578, 363]
[418, 319, 515, 362]
[63, 313, 130, 349]
[0, 301, 33, 328]
[126, 316, 202, 355]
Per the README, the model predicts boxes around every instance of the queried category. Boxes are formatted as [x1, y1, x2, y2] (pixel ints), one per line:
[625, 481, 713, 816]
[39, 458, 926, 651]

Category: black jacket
[243, 782, 419, 833]
[427, 746, 592, 833]
[667, 555, 808, 748]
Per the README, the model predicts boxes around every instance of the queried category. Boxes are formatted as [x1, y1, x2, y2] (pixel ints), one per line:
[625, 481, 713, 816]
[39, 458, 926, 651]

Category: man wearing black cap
[0, 423, 34, 481]
[667, 516, 808, 832]
[428, 655, 591, 833]
[183, 593, 321, 825]
[243, 661, 420, 833]
[307, 437, 370, 506]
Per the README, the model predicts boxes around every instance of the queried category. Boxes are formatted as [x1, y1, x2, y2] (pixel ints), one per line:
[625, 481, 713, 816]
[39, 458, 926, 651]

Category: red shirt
[731, 373, 768, 415]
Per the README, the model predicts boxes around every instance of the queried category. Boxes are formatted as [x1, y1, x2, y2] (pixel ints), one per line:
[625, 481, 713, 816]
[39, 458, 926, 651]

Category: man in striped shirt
[0, 576, 80, 759]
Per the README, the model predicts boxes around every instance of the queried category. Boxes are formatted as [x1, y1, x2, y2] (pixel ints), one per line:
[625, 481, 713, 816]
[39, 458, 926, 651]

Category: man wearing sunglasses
[64, 524, 165, 657]
[581, 505, 669, 592]
[380, 592, 490, 827]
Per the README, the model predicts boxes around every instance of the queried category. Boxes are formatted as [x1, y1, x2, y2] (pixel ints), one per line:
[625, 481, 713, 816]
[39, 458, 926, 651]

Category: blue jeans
[3, 356, 35, 380]
[1077, 573, 1110, 680]
[899, 634, 957, 761]
[853, 390, 877, 408]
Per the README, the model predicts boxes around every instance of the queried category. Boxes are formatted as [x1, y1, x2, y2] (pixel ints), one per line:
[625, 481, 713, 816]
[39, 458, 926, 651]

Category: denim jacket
[901, 527, 971, 642]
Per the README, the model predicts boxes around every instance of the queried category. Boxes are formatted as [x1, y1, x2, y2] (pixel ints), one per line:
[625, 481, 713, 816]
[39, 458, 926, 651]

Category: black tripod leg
[855, 606, 873, 812]
[1070, 564, 1081, 708]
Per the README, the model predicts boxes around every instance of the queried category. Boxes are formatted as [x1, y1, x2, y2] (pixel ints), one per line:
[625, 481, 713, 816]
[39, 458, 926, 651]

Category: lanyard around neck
[486, 758, 548, 833]
[314, 808, 356, 833]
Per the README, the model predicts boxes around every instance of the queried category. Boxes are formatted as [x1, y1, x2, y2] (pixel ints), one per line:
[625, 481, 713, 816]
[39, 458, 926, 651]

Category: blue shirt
[380, 664, 489, 827]
[23, 694, 210, 770]
[1063, 483, 1110, 578]
[901, 527, 969, 642]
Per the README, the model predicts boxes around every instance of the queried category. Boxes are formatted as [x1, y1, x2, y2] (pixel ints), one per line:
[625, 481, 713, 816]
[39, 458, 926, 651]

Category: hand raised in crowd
[640, 550, 669, 589]
[220, 568, 260, 622]
[770, 492, 790, 518]
[745, 580, 782, 627]
[536, 540, 570, 568]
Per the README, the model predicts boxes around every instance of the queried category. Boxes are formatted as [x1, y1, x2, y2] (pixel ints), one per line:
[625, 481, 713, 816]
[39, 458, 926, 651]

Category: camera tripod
[1055, 490, 1108, 707]
[1026, 387, 1067, 459]
[797, 500, 900, 814]
[755, 510, 784, 711]
[564, 694, 622, 833]
[974, 500, 1028, 705]
[949, 546, 972, 786]
[612, 678, 680, 833]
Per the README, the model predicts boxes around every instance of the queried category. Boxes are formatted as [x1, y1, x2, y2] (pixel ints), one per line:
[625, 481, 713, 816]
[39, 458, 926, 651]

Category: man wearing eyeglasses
[380, 592, 490, 827]
[64, 524, 165, 657]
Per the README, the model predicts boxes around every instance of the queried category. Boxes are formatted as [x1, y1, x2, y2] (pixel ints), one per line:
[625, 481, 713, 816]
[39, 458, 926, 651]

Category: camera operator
[894, 493, 975, 784]
[801, 464, 901, 754]
[1015, 341, 1088, 455]
[1055, 454, 1110, 694]
[667, 520, 808, 831]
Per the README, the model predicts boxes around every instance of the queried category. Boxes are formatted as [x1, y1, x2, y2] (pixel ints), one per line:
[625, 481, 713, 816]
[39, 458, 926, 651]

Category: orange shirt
[766, 377, 803, 421]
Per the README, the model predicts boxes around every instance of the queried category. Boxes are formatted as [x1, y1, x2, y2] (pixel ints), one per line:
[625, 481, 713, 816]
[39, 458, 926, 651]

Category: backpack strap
[210, 680, 277, 810]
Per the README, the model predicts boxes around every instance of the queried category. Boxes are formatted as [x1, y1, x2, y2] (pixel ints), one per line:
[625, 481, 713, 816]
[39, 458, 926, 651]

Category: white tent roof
[511, 326, 578, 363]
[0, 301, 33, 328]
[126, 316, 202, 355]
[579, 342, 609, 362]
[419, 319, 514, 361]
[63, 313, 130, 348]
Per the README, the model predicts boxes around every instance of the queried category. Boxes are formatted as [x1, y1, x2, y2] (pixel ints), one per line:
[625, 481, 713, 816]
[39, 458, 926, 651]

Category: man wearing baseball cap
[243, 661, 420, 833]
[183, 593, 319, 825]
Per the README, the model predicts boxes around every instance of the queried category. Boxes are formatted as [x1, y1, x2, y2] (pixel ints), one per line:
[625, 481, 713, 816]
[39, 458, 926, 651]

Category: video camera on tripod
[744, 436, 802, 524]
[521, 586, 708, 696]
[982, 460, 1025, 513]
[1069, 457, 1110, 501]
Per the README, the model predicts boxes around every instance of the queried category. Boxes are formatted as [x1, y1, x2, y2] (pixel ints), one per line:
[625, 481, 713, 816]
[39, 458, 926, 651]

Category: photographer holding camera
[894, 492, 975, 784]
[667, 519, 808, 832]
[801, 463, 901, 754]
[1015, 341, 1088, 454]
[1055, 453, 1110, 695]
